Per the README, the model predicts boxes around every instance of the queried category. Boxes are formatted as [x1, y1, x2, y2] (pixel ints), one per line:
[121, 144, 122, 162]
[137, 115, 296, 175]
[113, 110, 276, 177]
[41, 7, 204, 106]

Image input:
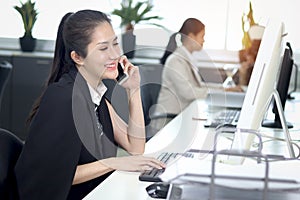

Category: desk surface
[84, 93, 300, 200]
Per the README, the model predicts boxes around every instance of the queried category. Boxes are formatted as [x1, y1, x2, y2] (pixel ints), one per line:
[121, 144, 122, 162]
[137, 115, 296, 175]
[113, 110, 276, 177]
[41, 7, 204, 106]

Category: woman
[154, 18, 242, 130]
[158, 18, 207, 113]
[15, 10, 164, 200]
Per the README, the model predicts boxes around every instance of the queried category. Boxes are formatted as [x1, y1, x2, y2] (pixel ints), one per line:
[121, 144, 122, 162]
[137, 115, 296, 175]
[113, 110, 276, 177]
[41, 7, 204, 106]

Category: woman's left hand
[119, 56, 140, 90]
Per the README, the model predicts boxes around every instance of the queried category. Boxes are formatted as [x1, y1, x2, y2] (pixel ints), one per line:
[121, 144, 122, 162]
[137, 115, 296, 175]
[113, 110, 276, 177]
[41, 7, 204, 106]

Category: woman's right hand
[100, 155, 166, 172]
[118, 55, 141, 90]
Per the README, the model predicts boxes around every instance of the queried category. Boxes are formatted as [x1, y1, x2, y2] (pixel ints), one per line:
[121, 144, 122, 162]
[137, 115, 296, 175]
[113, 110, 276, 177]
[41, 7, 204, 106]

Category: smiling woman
[14, 9, 165, 200]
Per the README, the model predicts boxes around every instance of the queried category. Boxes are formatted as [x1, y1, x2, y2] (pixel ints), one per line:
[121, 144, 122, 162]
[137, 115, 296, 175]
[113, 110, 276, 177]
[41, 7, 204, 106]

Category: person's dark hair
[27, 10, 111, 124]
[160, 18, 205, 65]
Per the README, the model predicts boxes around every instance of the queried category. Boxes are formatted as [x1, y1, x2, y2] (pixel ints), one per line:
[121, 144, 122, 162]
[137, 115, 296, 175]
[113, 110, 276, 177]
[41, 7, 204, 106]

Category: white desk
[84, 93, 300, 200]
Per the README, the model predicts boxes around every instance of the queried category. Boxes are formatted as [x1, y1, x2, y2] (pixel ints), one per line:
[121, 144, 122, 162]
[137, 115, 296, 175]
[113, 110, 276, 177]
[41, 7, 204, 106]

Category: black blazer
[15, 68, 117, 200]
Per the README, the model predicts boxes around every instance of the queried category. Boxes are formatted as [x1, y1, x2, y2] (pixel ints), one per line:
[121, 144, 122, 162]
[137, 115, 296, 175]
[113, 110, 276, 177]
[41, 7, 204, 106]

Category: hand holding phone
[116, 62, 129, 85]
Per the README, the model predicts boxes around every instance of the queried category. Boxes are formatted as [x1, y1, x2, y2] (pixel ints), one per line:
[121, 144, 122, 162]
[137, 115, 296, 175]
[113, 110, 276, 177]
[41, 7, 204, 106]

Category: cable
[252, 133, 300, 160]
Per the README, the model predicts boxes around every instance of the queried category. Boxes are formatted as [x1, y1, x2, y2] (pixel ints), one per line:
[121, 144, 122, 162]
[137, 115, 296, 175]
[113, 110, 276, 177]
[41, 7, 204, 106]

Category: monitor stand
[262, 115, 293, 129]
[263, 90, 295, 158]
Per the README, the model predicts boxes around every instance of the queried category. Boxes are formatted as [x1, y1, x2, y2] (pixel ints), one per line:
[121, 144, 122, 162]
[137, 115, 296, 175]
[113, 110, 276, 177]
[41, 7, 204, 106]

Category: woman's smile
[105, 62, 117, 71]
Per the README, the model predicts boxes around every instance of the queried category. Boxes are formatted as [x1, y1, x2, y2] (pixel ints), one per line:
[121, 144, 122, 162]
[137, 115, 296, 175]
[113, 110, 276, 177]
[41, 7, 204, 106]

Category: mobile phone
[116, 62, 129, 85]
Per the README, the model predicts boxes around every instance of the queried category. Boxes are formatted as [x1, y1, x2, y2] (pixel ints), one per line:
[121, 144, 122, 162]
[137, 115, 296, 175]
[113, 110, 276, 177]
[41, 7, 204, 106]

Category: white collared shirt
[87, 81, 107, 106]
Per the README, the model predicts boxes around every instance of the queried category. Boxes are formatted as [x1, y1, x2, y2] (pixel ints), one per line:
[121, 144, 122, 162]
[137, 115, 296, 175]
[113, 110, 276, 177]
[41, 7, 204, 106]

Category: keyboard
[204, 109, 240, 128]
[139, 152, 195, 182]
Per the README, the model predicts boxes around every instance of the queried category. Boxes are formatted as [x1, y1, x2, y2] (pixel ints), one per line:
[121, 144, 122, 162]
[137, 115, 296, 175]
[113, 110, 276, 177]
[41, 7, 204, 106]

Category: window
[2, 0, 121, 40]
[1, 0, 299, 51]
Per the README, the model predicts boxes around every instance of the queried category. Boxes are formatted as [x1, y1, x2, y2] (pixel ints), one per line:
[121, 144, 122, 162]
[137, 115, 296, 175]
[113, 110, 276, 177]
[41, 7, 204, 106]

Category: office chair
[0, 61, 12, 111]
[139, 64, 177, 140]
[0, 128, 23, 199]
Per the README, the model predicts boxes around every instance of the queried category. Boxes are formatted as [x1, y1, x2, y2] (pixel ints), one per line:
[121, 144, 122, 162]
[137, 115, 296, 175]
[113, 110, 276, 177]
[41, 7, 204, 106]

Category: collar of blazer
[71, 68, 105, 159]
[176, 47, 203, 86]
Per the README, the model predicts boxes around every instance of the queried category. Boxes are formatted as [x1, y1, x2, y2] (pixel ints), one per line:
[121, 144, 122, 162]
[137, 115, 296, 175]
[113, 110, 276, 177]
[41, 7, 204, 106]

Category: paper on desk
[160, 157, 300, 190]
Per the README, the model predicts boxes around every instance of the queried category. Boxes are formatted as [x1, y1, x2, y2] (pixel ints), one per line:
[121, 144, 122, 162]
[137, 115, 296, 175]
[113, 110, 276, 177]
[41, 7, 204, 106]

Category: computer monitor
[262, 42, 294, 129]
[228, 19, 285, 164]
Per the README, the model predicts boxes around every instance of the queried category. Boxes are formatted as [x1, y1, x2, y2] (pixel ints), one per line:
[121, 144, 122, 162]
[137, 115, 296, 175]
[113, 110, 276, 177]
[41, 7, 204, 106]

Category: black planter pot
[19, 35, 37, 52]
[122, 32, 136, 59]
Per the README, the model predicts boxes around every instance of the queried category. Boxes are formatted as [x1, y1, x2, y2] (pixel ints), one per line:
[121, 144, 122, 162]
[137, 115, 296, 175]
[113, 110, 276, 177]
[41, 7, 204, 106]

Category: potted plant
[241, 1, 256, 49]
[112, 0, 162, 58]
[14, 0, 38, 52]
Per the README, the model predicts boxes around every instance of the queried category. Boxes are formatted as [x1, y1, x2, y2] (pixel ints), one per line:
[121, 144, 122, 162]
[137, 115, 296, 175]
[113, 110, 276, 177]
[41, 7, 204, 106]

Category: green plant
[14, 0, 38, 38]
[112, 0, 162, 31]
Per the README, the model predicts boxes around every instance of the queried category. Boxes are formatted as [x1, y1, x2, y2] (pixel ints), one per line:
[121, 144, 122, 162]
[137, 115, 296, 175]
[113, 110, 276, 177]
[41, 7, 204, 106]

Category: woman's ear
[187, 32, 197, 40]
[70, 51, 84, 66]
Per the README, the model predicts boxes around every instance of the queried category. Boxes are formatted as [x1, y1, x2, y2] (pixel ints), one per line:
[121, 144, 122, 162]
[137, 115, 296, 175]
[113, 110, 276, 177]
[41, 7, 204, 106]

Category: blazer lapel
[178, 47, 203, 86]
[71, 70, 104, 159]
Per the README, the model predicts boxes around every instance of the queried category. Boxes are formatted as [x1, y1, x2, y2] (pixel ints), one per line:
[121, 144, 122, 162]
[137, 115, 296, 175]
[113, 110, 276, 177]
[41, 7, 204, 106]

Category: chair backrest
[139, 64, 171, 140]
[0, 61, 12, 108]
[139, 64, 164, 126]
[0, 128, 23, 200]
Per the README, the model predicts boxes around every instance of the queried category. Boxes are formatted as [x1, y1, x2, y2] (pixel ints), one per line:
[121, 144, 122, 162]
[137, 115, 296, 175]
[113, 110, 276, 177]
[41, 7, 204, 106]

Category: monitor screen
[228, 19, 285, 164]
[262, 43, 294, 129]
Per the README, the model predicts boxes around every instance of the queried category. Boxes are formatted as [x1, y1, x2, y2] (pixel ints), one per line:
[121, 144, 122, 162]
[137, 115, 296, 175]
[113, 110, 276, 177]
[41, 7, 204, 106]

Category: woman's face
[81, 22, 121, 84]
[193, 29, 205, 51]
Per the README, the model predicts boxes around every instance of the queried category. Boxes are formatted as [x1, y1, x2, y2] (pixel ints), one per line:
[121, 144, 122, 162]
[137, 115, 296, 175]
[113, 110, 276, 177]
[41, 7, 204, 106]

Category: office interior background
[0, 0, 300, 140]
[1, 1, 300, 199]
[1, 0, 300, 52]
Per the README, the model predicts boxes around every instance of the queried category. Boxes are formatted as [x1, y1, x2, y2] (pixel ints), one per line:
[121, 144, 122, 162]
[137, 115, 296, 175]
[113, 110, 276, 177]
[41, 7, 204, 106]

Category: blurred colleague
[158, 18, 207, 116]
[15, 9, 164, 200]
[153, 18, 242, 131]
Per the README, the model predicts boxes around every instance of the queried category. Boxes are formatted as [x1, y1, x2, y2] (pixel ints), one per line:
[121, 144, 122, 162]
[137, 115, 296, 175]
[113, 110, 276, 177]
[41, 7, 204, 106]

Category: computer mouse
[146, 182, 170, 199]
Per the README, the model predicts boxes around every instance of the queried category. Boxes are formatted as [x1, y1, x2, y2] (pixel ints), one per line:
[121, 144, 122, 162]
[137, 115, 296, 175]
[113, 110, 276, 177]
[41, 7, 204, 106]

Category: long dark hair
[27, 10, 111, 124]
[160, 18, 205, 65]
